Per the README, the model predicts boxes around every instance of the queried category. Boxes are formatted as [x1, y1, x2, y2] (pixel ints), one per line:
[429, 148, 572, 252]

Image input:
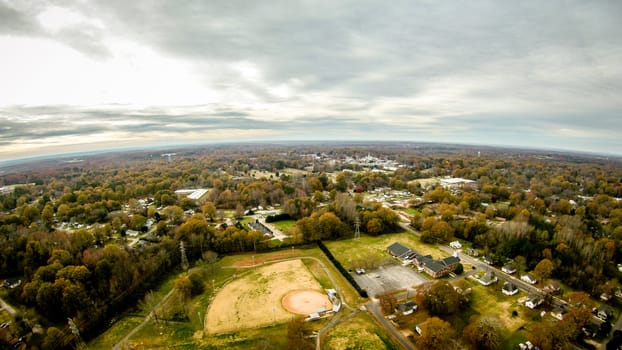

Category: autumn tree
[378, 293, 398, 314]
[534, 258, 555, 282]
[416, 317, 456, 350]
[423, 281, 468, 316]
[463, 315, 503, 350]
[42, 326, 66, 350]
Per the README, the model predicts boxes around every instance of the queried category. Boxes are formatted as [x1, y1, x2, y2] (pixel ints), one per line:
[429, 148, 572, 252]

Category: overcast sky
[1, 0, 621, 161]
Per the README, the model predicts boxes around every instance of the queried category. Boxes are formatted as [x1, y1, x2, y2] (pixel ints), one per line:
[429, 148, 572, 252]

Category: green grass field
[401, 208, 420, 216]
[323, 311, 399, 350]
[324, 231, 449, 270]
[271, 219, 296, 232]
[89, 246, 363, 349]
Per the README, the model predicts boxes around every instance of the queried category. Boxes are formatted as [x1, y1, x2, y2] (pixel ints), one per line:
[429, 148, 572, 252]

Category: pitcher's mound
[282, 290, 332, 315]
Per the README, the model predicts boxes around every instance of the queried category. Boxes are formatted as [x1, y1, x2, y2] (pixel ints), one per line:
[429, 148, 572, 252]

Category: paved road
[0, 297, 16, 316]
[255, 216, 290, 241]
[399, 222, 567, 304]
[366, 300, 416, 350]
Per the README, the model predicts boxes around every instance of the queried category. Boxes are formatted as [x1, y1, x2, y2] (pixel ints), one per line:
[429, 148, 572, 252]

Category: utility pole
[354, 216, 361, 240]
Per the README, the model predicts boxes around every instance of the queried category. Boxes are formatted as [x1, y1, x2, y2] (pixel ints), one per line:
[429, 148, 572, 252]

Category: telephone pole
[354, 216, 361, 240]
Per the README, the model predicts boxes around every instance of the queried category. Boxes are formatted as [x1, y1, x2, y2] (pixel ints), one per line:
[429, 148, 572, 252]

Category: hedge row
[317, 241, 368, 298]
[265, 213, 292, 223]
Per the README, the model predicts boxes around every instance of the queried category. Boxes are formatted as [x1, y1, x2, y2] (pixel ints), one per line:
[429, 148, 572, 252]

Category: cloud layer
[1, 0, 621, 160]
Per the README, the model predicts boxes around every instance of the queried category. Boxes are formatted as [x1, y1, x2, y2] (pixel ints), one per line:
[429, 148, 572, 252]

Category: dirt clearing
[205, 259, 325, 334]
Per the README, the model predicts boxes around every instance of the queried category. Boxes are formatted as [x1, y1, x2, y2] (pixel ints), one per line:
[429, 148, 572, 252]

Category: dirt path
[112, 287, 176, 350]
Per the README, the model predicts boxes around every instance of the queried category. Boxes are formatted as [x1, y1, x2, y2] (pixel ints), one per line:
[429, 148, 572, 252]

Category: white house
[521, 274, 537, 285]
[478, 271, 498, 286]
[449, 241, 462, 249]
[502, 282, 519, 296]
[502, 264, 517, 274]
[525, 295, 543, 309]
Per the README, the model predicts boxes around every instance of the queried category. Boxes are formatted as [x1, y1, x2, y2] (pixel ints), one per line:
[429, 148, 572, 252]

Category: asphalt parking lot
[352, 264, 428, 297]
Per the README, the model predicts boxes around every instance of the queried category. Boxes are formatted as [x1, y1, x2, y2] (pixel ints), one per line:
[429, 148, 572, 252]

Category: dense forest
[0, 142, 621, 349]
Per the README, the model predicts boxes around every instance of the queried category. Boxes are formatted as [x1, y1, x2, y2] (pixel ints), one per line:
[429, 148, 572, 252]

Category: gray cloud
[1, 0, 621, 159]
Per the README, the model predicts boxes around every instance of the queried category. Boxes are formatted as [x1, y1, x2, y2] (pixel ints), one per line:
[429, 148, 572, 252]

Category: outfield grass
[324, 231, 448, 270]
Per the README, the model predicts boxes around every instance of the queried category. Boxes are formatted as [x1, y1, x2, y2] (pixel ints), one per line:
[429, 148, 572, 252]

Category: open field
[271, 219, 296, 232]
[87, 316, 144, 350]
[90, 247, 363, 349]
[324, 231, 448, 271]
[324, 312, 399, 350]
[466, 280, 528, 332]
[408, 177, 439, 187]
[206, 259, 325, 334]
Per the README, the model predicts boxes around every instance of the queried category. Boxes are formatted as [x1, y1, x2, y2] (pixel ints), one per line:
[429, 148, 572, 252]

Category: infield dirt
[205, 259, 325, 334]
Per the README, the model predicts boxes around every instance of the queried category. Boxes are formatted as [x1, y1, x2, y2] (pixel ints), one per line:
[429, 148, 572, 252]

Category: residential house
[2, 278, 21, 289]
[596, 305, 614, 321]
[478, 271, 498, 286]
[465, 248, 479, 257]
[521, 274, 537, 285]
[395, 301, 418, 316]
[551, 305, 569, 320]
[543, 281, 561, 295]
[502, 264, 517, 274]
[525, 294, 544, 309]
[502, 282, 519, 296]
[600, 292, 613, 302]
[449, 241, 462, 249]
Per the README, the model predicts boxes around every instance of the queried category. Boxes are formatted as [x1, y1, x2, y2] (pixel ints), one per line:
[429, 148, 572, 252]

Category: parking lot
[352, 264, 428, 297]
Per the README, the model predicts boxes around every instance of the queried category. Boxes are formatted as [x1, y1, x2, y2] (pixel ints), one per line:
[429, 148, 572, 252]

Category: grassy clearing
[324, 231, 448, 271]
[324, 312, 399, 350]
[271, 219, 296, 232]
[466, 280, 529, 333]
[401, 208, 420, 216]
[89, 246, 363, 349]
[88, 316, 144, 350]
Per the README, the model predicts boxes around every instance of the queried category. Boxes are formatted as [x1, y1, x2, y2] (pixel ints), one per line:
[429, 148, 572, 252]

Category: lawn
[87, 316, 144, 350]
[271, 219, 296, 232]
[401, 208, 420, 216]
[466, 280, 529, 333]
[324, 231, 449, 271]
[323, 312, 399, 350]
